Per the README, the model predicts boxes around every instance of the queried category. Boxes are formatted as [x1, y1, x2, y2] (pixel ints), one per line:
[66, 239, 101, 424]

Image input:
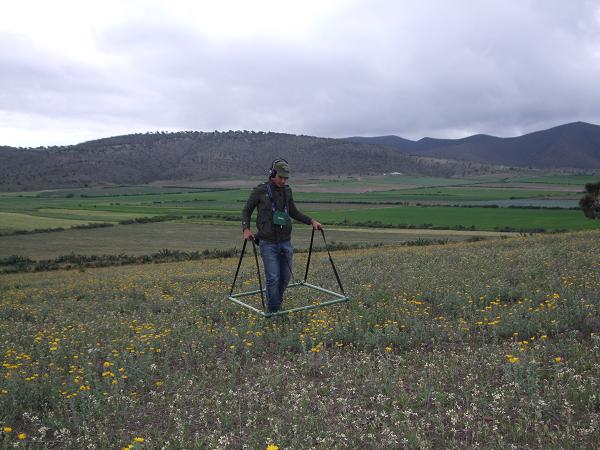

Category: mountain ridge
[345, 121, 600, 169]
[0, 131, 495, 191]
[2, 122, 599, 191]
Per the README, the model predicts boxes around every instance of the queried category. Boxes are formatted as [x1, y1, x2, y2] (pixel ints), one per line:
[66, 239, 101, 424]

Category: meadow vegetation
[1, 230, 599, 448]
[1, 174, 599, 447]
[0, 174, 597, 255]
[0, 221, 510, 263]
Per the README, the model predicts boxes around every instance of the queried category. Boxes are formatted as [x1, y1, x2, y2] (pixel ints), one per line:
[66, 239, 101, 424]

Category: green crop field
[1, 174, 597, 262]
[315, 205, 600, 231]
[507, 175, 600, 185]
[300, 175, 484, 189]
[0, 222, 512, 261]
[1, 230, 598, 448]
[293, 184, 582, 203]
[35, 185, 215, 198]
[0, 212, 103, 233]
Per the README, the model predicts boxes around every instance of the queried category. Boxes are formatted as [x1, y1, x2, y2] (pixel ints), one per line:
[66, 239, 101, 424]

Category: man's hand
[243, 228, 255, 241]
[310, 219, 323, 230]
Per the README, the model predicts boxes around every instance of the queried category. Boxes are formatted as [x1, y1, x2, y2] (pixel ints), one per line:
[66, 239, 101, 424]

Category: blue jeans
[259, 240, 293, 312]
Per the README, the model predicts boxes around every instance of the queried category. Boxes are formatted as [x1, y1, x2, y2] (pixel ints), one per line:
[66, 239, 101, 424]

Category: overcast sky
[1, 0, 600, 147]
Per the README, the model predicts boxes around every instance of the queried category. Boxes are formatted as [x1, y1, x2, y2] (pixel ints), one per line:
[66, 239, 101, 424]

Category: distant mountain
[345, 122, 600, 169]
[0, 131, 497, 191]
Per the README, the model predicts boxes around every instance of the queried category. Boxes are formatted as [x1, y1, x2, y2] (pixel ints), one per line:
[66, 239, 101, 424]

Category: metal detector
[228, 228, 350, 317]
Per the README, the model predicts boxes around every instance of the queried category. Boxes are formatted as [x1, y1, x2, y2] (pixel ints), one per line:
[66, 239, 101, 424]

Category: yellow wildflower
[554, 357, 562, 363]
[267, 445, 279, 450]
[3, 426, 12, 433]
[18, 433, 27, 440]
[133, 437, 145, 443]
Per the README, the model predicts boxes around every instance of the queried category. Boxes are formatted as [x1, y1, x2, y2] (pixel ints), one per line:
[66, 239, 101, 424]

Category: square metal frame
[228, 281, 350, 317]
[227, 229, 350, 318]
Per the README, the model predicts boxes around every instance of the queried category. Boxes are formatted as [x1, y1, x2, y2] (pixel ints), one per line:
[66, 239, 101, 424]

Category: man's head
[270, 159, 290, 187]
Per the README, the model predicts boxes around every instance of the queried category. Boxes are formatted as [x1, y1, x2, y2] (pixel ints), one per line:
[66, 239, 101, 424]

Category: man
[242, 158, 322, 313]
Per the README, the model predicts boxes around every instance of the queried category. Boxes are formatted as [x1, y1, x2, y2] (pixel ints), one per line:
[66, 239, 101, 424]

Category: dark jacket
[242, 181, 312, 243]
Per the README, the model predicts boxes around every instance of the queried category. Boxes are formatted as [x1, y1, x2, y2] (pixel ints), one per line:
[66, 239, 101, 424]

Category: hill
[0, 131, 498, 191]
[346, 121, 600, 169]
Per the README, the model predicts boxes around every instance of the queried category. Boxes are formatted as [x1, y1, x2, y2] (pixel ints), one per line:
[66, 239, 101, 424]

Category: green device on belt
[273, 210, 290, 225]
[267, 183, 290, 226]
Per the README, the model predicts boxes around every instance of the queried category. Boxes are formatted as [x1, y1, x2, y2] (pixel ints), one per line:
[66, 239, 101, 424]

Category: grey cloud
[0, 32, 138, 123]
[3, 0, 600, 147]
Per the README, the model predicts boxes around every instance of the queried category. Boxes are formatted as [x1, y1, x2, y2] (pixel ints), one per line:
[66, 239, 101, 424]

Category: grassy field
[1, 230, 598, 448]
[0, 221, 513, 260]
[297, 175, 484, 190]
[507, 175, 600, 185]
[316, 205, 600, 231]
[0, 174, 598, 265]
[0, 174, 595, 234]
[0, 212, 102, 233]
[2, 186, 579, 217]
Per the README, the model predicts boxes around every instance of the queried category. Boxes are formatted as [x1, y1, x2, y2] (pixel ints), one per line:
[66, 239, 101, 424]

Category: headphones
[268, 157, 288, 178]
